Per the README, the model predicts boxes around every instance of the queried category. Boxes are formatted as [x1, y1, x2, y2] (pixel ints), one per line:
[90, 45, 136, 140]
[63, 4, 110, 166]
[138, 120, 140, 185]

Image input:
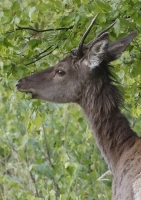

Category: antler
[77, 15, 116, 57]
[96, 21, 116, 38]
[77, 14, 99, 57]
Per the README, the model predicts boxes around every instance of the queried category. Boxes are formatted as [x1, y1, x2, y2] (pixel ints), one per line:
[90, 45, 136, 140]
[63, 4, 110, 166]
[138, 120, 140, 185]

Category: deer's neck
[80, 79, 137, 172]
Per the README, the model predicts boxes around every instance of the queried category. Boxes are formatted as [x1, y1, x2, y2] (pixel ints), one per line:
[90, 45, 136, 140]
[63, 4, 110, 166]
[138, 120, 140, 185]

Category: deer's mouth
[25, 91, 36, 98]
[16, 81, 37, 98]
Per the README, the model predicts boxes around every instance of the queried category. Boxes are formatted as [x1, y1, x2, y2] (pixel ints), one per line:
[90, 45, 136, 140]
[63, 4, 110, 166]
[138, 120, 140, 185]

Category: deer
[16, 15, 140, 200]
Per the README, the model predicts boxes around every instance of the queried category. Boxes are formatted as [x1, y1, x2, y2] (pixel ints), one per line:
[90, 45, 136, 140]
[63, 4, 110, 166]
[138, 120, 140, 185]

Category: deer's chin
[31, 93, 38, 99]
[16, 85, 37, 99]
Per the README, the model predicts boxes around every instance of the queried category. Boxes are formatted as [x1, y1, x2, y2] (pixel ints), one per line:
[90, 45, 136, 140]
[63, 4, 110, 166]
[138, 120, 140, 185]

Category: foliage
[0, 0, 141, 199]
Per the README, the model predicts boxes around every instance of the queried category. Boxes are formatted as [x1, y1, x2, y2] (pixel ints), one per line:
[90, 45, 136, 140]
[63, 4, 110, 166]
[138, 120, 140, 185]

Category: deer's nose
[16, 78, 26, 90]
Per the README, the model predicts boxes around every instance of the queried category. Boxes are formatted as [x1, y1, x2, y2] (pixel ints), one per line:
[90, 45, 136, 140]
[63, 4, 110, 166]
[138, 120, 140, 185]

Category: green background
[0, 0, 141, 199]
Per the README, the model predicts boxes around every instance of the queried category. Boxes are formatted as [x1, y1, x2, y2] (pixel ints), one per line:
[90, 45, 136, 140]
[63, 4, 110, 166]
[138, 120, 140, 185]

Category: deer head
[16, 16, 137, 105]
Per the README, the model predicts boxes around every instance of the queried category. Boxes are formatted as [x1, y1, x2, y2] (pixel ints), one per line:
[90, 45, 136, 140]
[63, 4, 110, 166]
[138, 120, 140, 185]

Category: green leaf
[29, 6, 36, 19]
[136, 16, 141, 26]
[28, 39, 41, 49]
[11, 1, 21, 12]
[114, 18, 120, 36]
[34, 114, 43, 128]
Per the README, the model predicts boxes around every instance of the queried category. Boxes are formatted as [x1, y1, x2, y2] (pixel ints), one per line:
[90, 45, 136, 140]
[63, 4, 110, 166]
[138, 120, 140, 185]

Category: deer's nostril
[16, 81, 21, 90]
[16, 78, 25, 90]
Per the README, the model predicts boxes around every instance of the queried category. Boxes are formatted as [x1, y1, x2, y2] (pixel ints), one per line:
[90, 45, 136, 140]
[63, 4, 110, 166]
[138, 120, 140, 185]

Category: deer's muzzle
[16, 78, 36, 96]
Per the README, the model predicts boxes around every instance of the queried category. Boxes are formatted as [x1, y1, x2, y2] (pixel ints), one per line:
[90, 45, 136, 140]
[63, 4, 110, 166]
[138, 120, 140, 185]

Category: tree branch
[42, 125, 60, 200]
[4, 135, 19, 155]
[25, 45, 58, 66]
[33, 46, 52, 59]
[24, 147, 40, 198]
[6, 25, 73, 34]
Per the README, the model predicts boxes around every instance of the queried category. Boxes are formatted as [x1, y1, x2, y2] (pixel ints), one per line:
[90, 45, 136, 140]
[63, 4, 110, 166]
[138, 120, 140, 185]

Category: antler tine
[78, 14, 99, 57]
[96, 21, 116, 38]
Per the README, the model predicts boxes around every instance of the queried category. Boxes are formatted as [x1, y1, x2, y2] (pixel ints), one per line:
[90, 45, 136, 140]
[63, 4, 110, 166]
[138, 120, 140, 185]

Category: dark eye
[56, 69, 66, 76]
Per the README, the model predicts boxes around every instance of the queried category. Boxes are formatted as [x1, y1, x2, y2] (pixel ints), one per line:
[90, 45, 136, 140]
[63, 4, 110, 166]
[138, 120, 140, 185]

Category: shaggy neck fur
[79, 62, 138, 172]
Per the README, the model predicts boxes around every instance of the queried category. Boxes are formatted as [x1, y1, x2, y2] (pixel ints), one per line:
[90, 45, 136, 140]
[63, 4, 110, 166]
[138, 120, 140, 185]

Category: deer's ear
[106, 31, 137, 62]
[84, 33, 109, 69]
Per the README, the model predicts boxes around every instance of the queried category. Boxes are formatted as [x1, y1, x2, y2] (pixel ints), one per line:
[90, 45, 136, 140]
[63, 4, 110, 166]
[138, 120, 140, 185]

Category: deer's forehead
[44, 66, 55, 73]
[55, 57, 77, 69]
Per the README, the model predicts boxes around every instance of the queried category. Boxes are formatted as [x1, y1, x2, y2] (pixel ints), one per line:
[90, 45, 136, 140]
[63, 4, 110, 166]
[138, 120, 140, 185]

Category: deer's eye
[56, 69, 66, 76]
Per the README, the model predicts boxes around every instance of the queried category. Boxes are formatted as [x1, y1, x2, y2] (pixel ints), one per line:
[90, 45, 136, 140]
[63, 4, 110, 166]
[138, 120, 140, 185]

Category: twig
[97, 170, 112, 181]
[25, 45, 58, 66]
[6, 25, 73, 34]
[4, 135, 19, 155]
[132, 92, 141, 128]
[24, 147, 40, 198]
[42, 125, 60, 200]
[33, 46, 52, 59]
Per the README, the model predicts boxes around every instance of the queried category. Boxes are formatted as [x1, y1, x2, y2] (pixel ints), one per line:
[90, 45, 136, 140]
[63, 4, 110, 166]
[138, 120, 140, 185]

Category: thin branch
[4, 135, 19, 155]
[33, 46, 52, 59]
[6, 25, 73, 34]
[97, 170, 112, 181]
[24, 147, 40, 198]
[25, 45, 58, 66]
[42, 125, 60, 200]
[132, 92, 141, 128]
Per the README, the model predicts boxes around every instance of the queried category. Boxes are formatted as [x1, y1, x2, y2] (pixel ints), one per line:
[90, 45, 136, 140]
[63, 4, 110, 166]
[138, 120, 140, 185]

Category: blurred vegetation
[0, 0, 141, 199]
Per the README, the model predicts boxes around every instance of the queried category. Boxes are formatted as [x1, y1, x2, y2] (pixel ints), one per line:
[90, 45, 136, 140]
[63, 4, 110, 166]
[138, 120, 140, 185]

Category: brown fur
[80, 62, 138, 169]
